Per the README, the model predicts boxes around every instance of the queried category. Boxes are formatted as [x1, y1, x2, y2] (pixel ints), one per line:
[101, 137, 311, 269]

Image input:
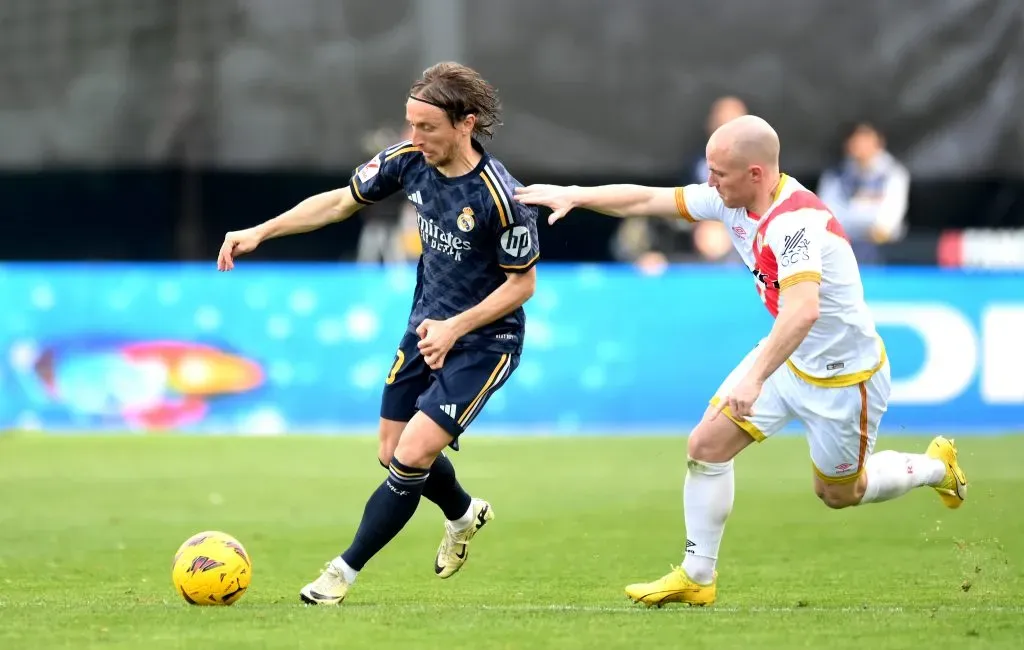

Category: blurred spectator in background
[690, 96, 748, 184]
[687, 96, 748, 266]
[355, 126, 423, 264]
[817, 122, 910, 265]
[612, 95, 748, 271]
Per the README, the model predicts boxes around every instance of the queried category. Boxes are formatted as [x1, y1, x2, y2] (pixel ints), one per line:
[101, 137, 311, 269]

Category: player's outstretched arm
[514, 184, 679, 225]
[217, 187, 362, 271]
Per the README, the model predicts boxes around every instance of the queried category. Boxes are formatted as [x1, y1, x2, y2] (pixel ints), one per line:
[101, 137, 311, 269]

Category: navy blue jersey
[350, 139, 540, 354]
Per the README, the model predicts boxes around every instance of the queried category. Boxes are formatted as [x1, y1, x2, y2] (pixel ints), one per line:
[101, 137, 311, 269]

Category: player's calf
[814, 445, 960, 509]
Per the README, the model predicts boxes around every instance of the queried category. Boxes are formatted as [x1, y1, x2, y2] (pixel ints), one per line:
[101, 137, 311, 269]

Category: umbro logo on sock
[685, 539, 696, 554]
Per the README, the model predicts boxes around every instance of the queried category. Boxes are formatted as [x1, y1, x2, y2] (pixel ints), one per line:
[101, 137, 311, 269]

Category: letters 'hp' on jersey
[675, 176, 884, 385]
[350, 140, 540, 354]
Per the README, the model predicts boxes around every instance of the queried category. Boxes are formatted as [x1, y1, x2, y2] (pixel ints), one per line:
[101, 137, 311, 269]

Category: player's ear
[749, 165, 763, 183]
[460, 113, 477, 136]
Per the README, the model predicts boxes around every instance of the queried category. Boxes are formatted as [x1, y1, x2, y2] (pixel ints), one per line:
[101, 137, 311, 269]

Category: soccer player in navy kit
[217, 62, 540, 605]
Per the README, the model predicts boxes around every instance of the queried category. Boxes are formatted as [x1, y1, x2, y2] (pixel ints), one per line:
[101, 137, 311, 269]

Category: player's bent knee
[687, 456, 734, 476]
[818, 491, 853, 509]
[817, 484, 864, 510]
[393, 412, 454, 469]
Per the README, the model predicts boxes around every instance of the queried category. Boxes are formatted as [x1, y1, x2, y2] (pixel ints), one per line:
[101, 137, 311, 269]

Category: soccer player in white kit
[515, 115, 968, 607]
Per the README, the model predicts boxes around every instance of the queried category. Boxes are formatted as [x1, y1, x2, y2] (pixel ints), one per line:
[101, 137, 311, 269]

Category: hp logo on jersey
[500, 226, 532, 258]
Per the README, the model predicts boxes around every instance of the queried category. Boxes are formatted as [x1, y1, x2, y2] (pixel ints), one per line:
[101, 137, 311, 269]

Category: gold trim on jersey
[787, 339, 887, 388]
[772, 174, 789, 203]
[480, 171, 509, 228]
[457, 354, 509, 427]
[350, 177, 371, 204]
[709, 396, 766, 442]
[674, 187, 696, 222]
[500, 252, 540, 271]
[814, 463, 864, 484]
[384, 146, 419, 162]
[779, 271, 822, 290]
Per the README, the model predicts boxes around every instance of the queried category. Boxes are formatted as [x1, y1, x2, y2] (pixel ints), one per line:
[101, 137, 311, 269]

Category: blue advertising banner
[0, 263, 1020, 435]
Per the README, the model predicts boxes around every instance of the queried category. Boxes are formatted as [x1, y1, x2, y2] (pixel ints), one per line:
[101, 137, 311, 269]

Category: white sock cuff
[686, 457, 734, 475]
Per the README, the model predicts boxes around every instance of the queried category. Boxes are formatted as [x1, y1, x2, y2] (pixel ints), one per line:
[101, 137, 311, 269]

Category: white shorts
[711, 343, 891, 483]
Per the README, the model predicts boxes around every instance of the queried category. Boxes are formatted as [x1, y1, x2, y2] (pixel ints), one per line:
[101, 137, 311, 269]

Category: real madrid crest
[456, 207, 475, 233]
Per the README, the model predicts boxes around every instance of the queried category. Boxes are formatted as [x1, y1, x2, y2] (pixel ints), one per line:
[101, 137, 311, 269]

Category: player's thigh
[694, 344, 794, 462]
[380, 332, 431, 425]
[796, 365, 890, 504]
[415, 348, 518, 450]
[393, 411, 459, 469]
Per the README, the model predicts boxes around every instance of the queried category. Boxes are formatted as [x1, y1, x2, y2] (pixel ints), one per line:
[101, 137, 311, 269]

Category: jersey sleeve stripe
[385, 140, 412, 154]
[350, 177, 372, 205]
[384, 146, 419, 162]
[457, 354, 510, 426]
[480, 170, 509, 228]
[484, 163, 516, 224]
[499, 252, 539, 271]
[674, 187, 696, 222]
[778, 271, 822, 290]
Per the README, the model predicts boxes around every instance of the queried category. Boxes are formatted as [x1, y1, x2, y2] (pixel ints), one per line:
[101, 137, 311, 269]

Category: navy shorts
[380, 331, 519, 448]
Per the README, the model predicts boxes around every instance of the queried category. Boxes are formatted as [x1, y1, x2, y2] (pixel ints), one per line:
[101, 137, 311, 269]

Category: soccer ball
[171, 530, 252, 606]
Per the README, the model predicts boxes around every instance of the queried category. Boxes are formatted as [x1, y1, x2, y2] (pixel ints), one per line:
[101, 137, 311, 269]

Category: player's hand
[713, 376, 763, 422]
[514, 184, 578, 225]
[217, 228, 264, 271]
[416, 318, 459, 370]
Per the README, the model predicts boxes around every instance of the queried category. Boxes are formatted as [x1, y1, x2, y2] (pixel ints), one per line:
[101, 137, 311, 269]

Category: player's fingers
[729, 397, 747, 422]
[416, 320, 433, 338]
[711, 399, 726, 420]
[513, 186, 543, 204]
[548, 208, 569, 225]
[217, 246, 233, 271]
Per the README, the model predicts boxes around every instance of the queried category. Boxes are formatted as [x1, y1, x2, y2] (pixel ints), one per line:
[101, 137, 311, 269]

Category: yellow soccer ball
[171, 530, 252, 606]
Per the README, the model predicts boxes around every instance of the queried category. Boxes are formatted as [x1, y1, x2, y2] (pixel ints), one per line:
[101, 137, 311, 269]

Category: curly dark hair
[409, 62, 503, 139]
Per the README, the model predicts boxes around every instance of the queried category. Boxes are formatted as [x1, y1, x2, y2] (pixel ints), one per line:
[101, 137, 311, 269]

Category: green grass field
[1, 434, 1022, 649]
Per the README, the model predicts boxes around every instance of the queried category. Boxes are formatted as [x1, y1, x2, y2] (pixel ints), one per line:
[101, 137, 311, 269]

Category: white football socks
[449, 502, 476, 531]
[681, 457, 734, 585]
[858, 450, 946, 504]
[332, 556, 359, 584]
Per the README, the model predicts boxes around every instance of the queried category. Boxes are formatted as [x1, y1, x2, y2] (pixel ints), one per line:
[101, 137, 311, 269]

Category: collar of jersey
[745, 173, 789, 220]
[430, 138, 491, 185]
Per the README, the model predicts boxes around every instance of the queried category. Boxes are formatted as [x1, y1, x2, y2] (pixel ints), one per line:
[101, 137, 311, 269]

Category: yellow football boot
[926, 436, 967, 509]
[434, 499, 494, 579]
[299, 559, 351, 606]
[625, 566, 717, 607]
